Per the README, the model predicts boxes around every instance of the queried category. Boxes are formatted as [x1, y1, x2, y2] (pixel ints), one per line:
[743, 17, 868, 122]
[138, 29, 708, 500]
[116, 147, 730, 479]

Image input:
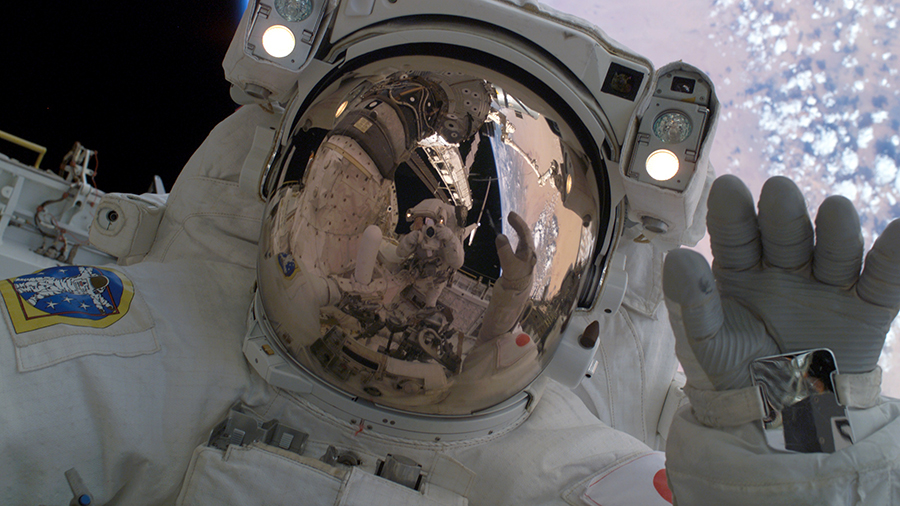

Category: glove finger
[858, 219, 900, 309]
[813, 195, 864, 286]
[665, 249, 781, 390]
[707, 175, 761, 271]
[664, 249, 725, 346]
[506, 211, 535, 261]
[757, 176, 814, 269]
[664, 249, 724, 391]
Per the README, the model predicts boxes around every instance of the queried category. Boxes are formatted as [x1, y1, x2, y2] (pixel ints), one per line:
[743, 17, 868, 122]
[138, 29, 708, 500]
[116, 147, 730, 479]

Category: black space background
[1, 1, 248, 194]
[0, 1, 507, 277]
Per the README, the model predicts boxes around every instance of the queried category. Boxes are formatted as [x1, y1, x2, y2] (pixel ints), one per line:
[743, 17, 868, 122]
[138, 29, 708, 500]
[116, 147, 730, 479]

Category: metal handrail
[0, 129, 47, 168]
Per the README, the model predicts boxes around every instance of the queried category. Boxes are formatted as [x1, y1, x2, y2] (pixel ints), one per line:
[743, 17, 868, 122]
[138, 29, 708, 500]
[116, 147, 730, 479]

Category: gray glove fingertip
[495, 233, 515, 264]
[813, 195, 863, 287]
[758, 176, 814, 269]
[507, 211, 534, 250]
[858, 219, 900, 309]
[707, 175, 761, 270]
[663, 249, 725, 342]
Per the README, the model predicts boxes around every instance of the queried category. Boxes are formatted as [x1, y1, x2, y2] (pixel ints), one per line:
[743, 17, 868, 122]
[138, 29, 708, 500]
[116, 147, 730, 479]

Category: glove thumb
[664, 249, 781, 390]
[664, 249, 723, 391]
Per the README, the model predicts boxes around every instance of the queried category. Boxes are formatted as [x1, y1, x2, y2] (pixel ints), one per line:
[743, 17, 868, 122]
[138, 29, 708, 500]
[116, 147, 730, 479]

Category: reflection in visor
[258, 67, 599, 415]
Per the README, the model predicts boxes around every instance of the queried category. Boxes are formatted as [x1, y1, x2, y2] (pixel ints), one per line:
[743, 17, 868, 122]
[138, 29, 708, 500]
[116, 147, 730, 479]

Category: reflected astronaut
[2, 0, 900, 505]
[395, 199, 465, 308]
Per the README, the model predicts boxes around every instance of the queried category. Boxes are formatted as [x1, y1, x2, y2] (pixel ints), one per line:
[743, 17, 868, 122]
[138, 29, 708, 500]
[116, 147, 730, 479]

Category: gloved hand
[477, 212, 536, 341]
[664, 175, 900, 395]
[433, 224, 465, 270]
[396, 229, 422, 259]
[496, 211, 536, 289]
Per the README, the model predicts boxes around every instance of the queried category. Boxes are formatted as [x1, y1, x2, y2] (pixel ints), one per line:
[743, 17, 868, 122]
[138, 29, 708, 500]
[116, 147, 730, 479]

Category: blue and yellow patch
[277, 252, 297, 279]
[1, 266, 134, 333]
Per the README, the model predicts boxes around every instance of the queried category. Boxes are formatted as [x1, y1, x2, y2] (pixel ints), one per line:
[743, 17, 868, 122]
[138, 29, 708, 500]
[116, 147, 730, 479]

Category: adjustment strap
[834, 366, 883, 409]
[683, 384, 767, 428]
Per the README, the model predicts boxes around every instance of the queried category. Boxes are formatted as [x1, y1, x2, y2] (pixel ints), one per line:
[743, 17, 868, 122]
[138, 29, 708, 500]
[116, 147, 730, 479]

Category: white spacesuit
[2, 1, 900, 505]
[395, 200, 466, 308]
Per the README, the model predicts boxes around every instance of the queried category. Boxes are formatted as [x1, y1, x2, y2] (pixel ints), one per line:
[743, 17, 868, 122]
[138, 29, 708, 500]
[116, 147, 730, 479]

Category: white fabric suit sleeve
[143, 104, 279, 269]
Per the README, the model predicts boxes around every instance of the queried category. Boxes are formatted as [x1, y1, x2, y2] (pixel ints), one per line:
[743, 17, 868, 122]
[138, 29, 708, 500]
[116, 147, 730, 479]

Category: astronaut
[2, 1, 900, 505]
[395, 199, 466, 307]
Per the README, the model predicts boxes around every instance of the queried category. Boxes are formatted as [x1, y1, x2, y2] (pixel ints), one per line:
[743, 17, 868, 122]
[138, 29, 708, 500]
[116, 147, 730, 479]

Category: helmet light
[262, 25, 296, 58]
[335, 101, 349, 118]
[645, 149, 679, 181]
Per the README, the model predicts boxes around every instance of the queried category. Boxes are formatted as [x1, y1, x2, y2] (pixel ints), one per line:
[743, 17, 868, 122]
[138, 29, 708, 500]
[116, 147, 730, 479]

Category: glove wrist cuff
[498, 273, 533, 292]
[834, 366, 882, 409]
[683, 384, 767, 428]
[684, 366, 883, 429]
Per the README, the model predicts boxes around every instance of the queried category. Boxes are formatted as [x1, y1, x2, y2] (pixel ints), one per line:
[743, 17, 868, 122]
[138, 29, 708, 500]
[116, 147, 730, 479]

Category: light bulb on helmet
[645, 149, 679, 181]
[335, 101, 349, 119]
[262, 25, 296, 58]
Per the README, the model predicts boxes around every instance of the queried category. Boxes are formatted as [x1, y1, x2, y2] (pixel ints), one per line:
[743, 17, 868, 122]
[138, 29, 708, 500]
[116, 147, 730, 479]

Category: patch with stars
[0, 266, 135, 333]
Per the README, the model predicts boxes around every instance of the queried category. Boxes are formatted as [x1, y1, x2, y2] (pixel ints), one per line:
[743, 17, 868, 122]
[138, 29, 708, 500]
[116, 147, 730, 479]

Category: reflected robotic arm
[329, 76, 444, 180]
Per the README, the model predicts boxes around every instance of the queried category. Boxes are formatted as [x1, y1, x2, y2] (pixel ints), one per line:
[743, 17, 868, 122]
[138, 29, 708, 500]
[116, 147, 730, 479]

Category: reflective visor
[256, 53, 608, 415]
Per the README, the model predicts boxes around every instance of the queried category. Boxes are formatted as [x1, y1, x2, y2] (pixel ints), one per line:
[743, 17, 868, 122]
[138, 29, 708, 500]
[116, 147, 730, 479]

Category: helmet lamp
[262, 25, 296, 58]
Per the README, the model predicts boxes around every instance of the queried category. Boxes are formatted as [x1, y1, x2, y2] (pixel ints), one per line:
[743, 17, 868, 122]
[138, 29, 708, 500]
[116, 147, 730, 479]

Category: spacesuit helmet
[255, 62, 605, 416]
[234, 0, 717, 437]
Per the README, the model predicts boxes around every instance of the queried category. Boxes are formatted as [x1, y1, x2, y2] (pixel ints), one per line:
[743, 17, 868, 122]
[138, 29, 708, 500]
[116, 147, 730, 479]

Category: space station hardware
[0, 139, 114, 279]
[88, 193, 167, 265]
[224, 0, 719, 441]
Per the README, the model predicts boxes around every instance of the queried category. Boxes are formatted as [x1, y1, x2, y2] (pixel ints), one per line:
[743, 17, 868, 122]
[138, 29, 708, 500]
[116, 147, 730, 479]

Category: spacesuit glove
[433, 224, 465, 270]
[663, 175, 900, 426]
[495, 211, 537, 290]
[396, 229, 422, 258]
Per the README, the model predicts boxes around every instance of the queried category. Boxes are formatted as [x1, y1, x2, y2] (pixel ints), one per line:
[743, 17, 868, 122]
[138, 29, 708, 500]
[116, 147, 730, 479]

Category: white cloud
[841, 148, 859, 175]
[812, 128, 839, 156]
[774, 38, 788, 55]
[847, 23, 861, 46]
[833, 179, 859, 201]
[858, 126, 875, 148]
[875, 154, 899, 185]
